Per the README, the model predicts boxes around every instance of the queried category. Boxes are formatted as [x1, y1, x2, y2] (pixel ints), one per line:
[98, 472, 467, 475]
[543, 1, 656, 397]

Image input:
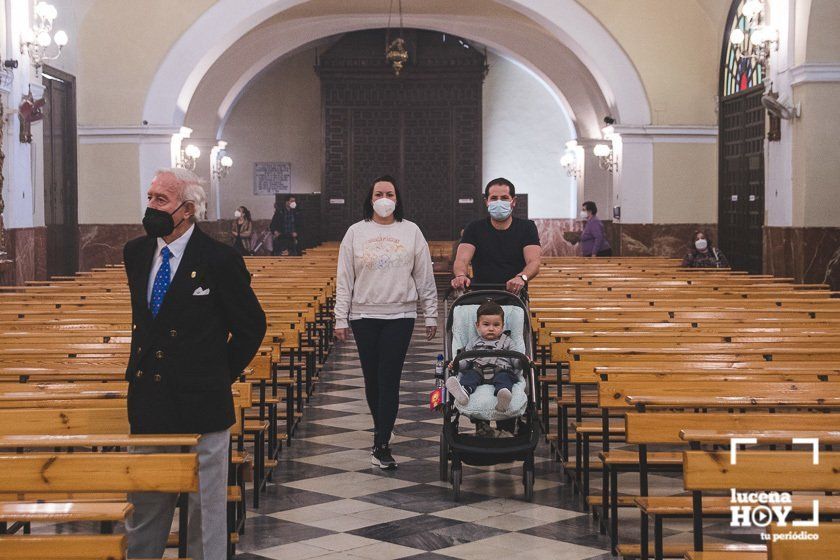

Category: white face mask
[288, 202, 297, 209]
[579, 210, 589, 220]
[234, 210, 242, 218]
[373, 197, 396, 218]
[695, 238, 708, 251]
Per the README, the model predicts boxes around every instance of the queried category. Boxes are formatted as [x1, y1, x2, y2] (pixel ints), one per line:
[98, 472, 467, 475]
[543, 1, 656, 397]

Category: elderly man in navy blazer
[123, 167, 266, 560]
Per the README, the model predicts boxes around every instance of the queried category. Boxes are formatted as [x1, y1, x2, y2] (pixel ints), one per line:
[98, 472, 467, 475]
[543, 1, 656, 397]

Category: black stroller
[438, 288, 541, 501]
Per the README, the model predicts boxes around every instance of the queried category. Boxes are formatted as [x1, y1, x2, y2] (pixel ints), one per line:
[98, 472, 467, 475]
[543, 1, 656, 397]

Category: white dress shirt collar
[156, 223, 195, 260]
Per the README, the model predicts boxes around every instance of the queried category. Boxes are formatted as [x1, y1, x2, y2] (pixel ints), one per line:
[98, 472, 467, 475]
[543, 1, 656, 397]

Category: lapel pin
[191, 271, 196, 278]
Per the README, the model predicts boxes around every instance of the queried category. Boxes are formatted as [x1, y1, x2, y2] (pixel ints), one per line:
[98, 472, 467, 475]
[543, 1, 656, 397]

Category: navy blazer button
[170, 329, 177, 337]
[155, 350, 164, 359]
[132, 324, 136, 331]
[154, 374, 161, 382]
[136, 347, 141, 354]
[136, 370, 143, 378]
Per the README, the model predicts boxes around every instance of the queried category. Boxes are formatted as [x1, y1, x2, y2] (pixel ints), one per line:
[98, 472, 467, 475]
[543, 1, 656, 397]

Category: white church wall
[482, 51, 576, 219]
[218, 48, 322, 222]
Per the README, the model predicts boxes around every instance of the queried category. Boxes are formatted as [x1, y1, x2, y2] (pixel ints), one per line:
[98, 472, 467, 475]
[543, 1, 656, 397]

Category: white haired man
[123, 168, 266, 559]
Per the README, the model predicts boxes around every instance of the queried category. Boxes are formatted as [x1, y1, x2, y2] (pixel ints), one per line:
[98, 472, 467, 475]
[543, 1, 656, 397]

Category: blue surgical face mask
[487, 200, 512, 221]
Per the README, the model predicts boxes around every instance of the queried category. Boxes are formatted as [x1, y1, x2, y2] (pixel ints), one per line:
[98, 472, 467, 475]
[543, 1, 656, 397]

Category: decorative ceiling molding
[78, 125, 180, 144]
[613, 125, 718, 144]
[789, 63, 840, 86]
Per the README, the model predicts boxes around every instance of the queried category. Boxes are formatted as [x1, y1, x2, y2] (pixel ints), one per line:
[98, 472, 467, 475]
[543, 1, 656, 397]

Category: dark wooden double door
[324, 103, 481, 241]
[718, 85, 764, 274]
[42, 66, 78, 277]
[318, 30, 486, 241]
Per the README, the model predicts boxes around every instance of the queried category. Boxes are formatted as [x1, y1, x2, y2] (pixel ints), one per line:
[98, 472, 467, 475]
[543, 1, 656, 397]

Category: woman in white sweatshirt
[334, 175, 438, 469]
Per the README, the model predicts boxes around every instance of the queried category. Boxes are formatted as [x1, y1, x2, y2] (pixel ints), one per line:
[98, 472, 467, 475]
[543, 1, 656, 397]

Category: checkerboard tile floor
[237, 321, 615, 560]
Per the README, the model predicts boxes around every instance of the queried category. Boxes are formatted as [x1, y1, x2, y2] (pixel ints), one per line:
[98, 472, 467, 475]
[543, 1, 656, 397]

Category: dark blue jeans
[350, 318, 415, 446]
[459, 368, 516, 396]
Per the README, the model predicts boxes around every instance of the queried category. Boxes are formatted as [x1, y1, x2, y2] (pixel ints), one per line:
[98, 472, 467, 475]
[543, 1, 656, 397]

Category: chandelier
[593, 121, 618, 174]
[385, 0, 408, 76]
[729, 0, 777, 68]
[20, 2, 68, 76]
[560, 140, 583, 179]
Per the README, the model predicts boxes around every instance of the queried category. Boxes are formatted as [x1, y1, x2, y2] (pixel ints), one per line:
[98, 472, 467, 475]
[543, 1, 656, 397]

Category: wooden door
[719, 85, 764, 274]
[42, 66, 78, 277]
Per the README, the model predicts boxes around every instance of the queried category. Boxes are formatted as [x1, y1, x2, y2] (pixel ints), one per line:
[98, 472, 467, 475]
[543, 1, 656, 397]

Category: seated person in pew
[446, 302, 520, 413]
[123, 167, 267, 560]
[681, 230, 729, 268]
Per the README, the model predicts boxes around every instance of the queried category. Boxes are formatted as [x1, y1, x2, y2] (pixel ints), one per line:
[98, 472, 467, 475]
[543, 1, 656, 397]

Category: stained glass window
[723, 4, 765, 96]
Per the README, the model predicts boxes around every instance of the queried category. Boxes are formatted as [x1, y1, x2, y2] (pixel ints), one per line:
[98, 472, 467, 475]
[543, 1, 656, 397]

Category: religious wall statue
[18, 88, 46, 144]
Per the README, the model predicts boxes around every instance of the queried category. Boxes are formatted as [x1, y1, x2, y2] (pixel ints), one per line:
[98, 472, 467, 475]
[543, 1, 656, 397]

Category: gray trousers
[126, 429, 230, 560]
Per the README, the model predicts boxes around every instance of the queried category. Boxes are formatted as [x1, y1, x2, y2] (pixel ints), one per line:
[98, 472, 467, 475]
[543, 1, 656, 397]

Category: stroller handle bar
[444, 283, 529, 300]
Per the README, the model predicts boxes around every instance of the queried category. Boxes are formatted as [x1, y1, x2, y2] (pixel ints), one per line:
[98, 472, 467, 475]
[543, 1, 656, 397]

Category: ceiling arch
[182, 13, 604, 141]
[143, 0, 652, 131]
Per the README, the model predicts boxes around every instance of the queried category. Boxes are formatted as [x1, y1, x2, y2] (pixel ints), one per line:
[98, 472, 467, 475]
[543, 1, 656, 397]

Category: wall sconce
[211, 141, 233, 179]
[20, 2, 68, 77]
[560, 140, 583, 178]
[177, 144, 200, 171]
[729, 0, 777, 67]
[593, 143, 616, 173]
[593, 120, 619, 173]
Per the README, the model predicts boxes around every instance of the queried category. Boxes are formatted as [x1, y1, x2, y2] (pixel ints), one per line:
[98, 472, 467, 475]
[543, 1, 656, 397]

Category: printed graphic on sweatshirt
[359, 235, 413, 271]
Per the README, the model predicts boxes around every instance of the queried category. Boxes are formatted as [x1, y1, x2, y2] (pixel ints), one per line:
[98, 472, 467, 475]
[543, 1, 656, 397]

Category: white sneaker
[495, 388, 512, 412]
[445, 377, 470, 406]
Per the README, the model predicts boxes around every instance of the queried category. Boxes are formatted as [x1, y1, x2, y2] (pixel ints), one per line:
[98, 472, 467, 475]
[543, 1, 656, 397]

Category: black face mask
[143, 201, 187, 238]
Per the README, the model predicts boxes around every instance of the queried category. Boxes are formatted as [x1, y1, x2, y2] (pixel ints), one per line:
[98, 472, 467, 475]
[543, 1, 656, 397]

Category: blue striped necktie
[150, 246, 172, 317]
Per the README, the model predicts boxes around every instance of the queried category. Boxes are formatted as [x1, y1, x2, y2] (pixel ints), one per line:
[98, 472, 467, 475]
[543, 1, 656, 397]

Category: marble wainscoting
[764, 227, 840, 289]
[77, 220, 276, 272]
[78, 224, 145, 271]
[533, 219, 582, 256]
[0, 227, 48, 285]
[534, 218, 620, 256]
[617, 223, 716, 258]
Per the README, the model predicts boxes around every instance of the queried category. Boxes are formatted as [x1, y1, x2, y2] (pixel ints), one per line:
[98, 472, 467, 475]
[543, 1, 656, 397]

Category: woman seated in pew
[231, 205, 253, 256]
[681, 231, 729, 268]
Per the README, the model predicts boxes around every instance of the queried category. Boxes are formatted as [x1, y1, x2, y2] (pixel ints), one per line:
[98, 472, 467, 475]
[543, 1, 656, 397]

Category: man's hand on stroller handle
[451, 274, 471, 290]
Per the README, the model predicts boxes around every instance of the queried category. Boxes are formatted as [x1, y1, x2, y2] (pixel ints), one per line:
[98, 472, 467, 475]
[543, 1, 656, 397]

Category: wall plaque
[254, 162, 291, 195]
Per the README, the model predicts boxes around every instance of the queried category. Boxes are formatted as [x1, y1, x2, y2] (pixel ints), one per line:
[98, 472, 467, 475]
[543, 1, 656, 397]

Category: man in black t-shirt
[451, 178, 541, 436]
[452, 178, 541, 295]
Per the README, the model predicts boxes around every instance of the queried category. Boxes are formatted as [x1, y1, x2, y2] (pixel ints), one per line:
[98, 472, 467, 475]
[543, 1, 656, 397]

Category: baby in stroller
[446, 301, 521, 413]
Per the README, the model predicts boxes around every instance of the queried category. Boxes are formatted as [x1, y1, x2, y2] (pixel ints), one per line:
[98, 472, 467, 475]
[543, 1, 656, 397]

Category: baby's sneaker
[445, 377, 470, 406]
[495, 388, 512, 412]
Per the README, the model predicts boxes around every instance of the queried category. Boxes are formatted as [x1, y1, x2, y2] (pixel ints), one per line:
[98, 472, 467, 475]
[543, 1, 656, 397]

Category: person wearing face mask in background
[122, 168, 266, 560]
[681, 231, 729, 268]
[451, 177, 541, 296]
[334, 175, 438, 469]
[579, 200, 612, 257]
[231, 206, 253, 256]
[269, 195, 300, 256]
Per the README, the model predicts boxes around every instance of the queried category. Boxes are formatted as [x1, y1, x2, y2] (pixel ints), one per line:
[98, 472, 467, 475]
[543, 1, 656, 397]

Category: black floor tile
[236, 516, 335, 551]
[354, 483, 487, 513]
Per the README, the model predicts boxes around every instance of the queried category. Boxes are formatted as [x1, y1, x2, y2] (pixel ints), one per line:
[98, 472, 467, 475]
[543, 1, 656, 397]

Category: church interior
[0, 1, 838, 559]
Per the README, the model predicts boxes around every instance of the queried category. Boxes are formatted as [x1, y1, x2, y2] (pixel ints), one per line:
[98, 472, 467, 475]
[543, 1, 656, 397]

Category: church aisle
[237, 320, 613, 560]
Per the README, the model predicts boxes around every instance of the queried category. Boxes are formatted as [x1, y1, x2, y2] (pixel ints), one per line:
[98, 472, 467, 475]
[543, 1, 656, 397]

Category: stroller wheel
[451, 467, 462, 502]
[524, 468, 534, 502]
[439, 432, 449, 482]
